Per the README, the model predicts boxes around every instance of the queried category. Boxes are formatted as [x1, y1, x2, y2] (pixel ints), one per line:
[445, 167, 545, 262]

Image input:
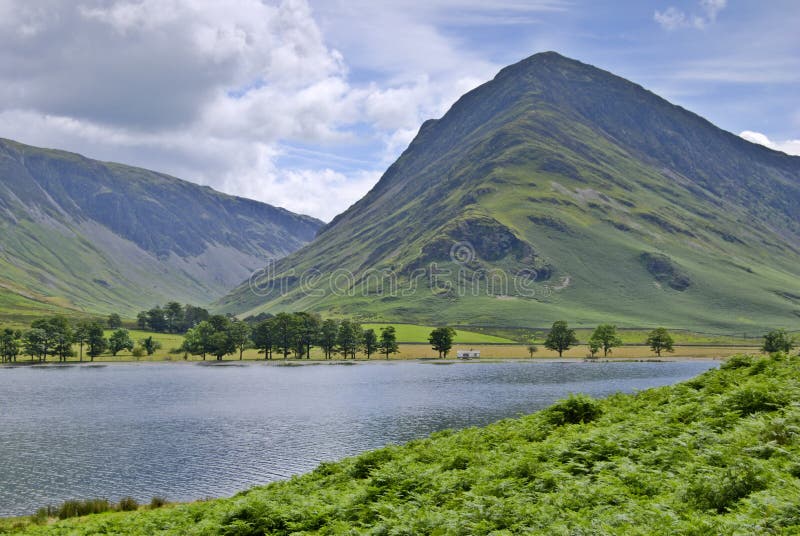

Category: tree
[22, 328, 46, 361]
[252, 318, 275, 360]
[146, 307, 168, 333]
[762, 329, 795, 354]
[295, 312, 321, 359]
[49, 316, 74, 362]
[230, 320, 251, 360]
[429, 327, 456, 358]
[30, 319, 55, 361]
[74, 321, 90, 362]
[588, 338, 600, 358]
[318, 319, 340, 359]
[363, 329, 378, 359]
[273, 312, 298, 359]
[337, 319, 363, 359]
[589, 324, 623, 357]
[107, 313, 122, 329]
[140, 336, 162, 356]
[378, 326, 399, 360]
[0, 328, 20, 363]
[544, 321, 578, 357]
[109, 329, 134, 356]
[527, 345, 538, 358]
[87, 322, 107, 361]
[136, 311, 148, 330]
[184, 321, 216, 360]
[164, 302, 184, 333]
[182, 305, 210, 333]
[647, 327, 674, 357]
[209, 328, 236, 361]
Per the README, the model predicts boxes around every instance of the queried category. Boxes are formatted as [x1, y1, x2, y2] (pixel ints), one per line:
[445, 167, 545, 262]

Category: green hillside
[6, 354, 800, 534]
[0, 139, 323, 317]
[217, 52, 800, 331]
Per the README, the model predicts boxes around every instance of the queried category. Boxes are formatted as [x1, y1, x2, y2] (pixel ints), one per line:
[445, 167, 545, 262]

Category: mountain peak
[218, 54, 800, 330]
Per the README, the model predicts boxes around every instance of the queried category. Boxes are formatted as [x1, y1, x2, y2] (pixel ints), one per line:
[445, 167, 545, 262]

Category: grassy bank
[3, 353, 799, 534]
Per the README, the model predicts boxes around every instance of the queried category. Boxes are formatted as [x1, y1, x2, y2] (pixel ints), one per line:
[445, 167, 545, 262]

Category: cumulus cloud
[740, 131, 800, 156]
[655, 0, 727, 30]
[0, 0, 538, 221]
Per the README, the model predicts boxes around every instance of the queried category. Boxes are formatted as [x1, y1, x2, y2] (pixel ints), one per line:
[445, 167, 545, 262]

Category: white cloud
[655, 0, 727, 30]
[740, 130, 800, 156]
[0, 0, 520, 221]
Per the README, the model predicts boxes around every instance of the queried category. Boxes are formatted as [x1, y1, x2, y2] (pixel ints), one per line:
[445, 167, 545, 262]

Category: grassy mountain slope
[6, 354, 800, 534]
[217, 52, 800, 331]
[0, 138, 323, 316]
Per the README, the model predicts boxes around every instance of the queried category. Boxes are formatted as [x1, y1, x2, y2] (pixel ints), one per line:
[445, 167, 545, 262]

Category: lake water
[0, 360, 716, 516]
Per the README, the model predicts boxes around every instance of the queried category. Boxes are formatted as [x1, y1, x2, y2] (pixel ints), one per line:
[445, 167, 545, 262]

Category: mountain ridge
[216, 51, 800, 330]
[0, 137, 323, 318]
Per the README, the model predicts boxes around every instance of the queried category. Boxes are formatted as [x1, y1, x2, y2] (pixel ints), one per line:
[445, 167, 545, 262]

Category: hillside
[4, 354, 799, 534]
[217, 52, 800, 331]
[0, 138, 322, 318]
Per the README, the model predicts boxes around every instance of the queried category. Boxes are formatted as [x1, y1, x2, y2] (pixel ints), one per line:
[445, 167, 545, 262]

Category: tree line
[538, 321, 678, 358]
[135, 303, 211, 334]
[0, 317, 146, 363]
[2, 313, 796, 364]
[182, 312, 400, 361]
[540, 321, 797, 358]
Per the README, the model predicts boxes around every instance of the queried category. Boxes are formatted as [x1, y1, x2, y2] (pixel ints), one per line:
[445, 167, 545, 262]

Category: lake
[0, 360, 716, 516]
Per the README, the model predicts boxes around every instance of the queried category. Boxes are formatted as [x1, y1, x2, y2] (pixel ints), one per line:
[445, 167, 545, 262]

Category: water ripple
[0, 360, 715, 516]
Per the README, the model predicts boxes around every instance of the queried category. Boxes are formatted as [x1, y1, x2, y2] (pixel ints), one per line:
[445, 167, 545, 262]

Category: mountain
[0, 138, 323, 319]
[217, 52, 800, 331]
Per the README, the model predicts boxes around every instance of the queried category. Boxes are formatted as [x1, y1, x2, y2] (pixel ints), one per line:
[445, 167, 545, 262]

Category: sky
[0, 0, 798, 221]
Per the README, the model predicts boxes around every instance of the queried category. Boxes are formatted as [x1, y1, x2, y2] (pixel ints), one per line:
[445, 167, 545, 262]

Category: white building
[456, 350, 480, 359]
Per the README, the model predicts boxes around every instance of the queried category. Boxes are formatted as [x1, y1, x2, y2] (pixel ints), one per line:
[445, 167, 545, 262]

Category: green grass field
[3, 353, 799, 534]
[0, 322, 770, 363]
[361, 323, 513, 343]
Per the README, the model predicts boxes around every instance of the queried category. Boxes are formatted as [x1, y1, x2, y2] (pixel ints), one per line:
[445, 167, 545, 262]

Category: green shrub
[684, 464, 767, 513]
[442, 453, 470, 471]
[749, 358, 770, 375]
[349, 448, 394, 479]
[131, 346, 145, 358]
[56, 498, 112, 519]
[32, 506, 54, 523]
[117, 497, 139, 511]
[149, 496, 168, 509]
[760, 415, 800, 445]
[220, 503, 289, 536]
[721, 355, 753, 370]
[726, 386, 786, 416]
[545, 394, 603, 425]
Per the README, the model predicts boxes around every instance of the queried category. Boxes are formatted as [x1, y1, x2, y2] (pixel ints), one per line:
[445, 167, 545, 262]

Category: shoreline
[0, 355, 728, 368]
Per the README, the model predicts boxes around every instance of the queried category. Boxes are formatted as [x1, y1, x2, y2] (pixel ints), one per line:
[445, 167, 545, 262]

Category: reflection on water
[0, 360, 715, 516]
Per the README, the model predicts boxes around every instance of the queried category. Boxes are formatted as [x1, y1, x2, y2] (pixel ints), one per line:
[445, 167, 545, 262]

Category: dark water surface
[0, 360, 716, 516]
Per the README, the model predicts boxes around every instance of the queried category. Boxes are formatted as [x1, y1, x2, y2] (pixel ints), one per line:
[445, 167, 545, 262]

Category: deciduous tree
[544, 321, 578, 357]
[319, 319, 339, 359]
[647, 328, 674, 357]
[140, 336, 161, 356]
[762, 329, 795, 354]
[107, 313, 122, 329]
[337, 319, 363, 359]
[363, 329, 377, 359]
[230, 320, 251, 360]
[252, 318, 275, 360]
[87, 322, 107, 361]
[589, 324, 623, 357]
[378, 326, 399, 360]
[429, 327, 456, 358]
[109, 329, 134, 356]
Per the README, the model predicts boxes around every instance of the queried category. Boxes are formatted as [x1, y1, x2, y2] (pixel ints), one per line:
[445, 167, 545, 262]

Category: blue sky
[0, 0, 797, 220]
